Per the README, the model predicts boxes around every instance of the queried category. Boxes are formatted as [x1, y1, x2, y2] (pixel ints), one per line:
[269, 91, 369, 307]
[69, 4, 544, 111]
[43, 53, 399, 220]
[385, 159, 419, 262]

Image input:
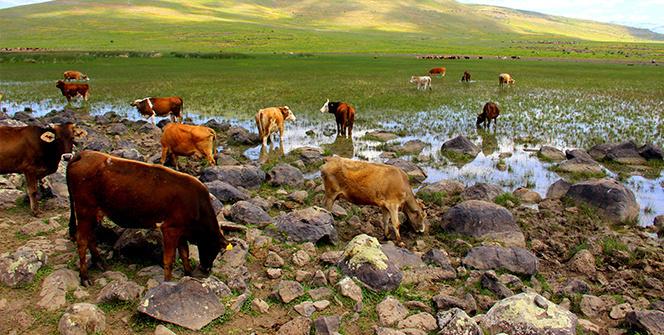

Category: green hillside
[0, 0, 662, 58]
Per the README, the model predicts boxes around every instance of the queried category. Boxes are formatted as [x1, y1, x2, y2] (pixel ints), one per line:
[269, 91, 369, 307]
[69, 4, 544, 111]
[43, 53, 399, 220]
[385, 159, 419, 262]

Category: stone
[546, 179, 572, 199]
[299, 150, 325, 166]
[638, 142, 664, 161]
[0, 249, 47, 288]
[96, 280, 144, 303]
[386, 139, 427, 154]
[294, 301, 316, 317]
[625, 310, 664, 335]
[481, 271, 514, 299]
[204, 180, 249, 203]
[441, 200, 525, 247]
[610, 303, 633, 319]
[421, 248, 452, 268]
[376, 296, 409, 326]
[460, 183, 504, 202]
[308, 287, 334, 301]
[441, 135, 480, 158]
[384, 158, 427, 184]
[277, 316, 312, 335]
[336, 277, 363, 302]
[291, 250, 311, 267]
[57, 303, 106, 335]
[565, 178, 639, 224]
[463, 246, 539, 276]
[228, 201, 273, 225]
[512, 187, 542, 204]
[366, 130, 399, 141]
[270, 280, 305, 303]
[251, 298, 269, 314]
[580, 295, 605, 318]
[227, 126, 259, 145]
[397, 312, 437, 332]
[558, 149, 603, 174]
[265, 251, 285, 268]
[567, 249, 596, 274]
[436, 308, 482, 335]
[539, 146, 567, 161]
[267, 162, 304, 188]
[38, 269, 80, 311]
[337, 234, 402, 292]
[416, 180, 465, 197]
[401, 266, 456, 285]
[199, 164, 265, 190]
[314, 315, 341, 335]
[266, 207, 338, 245]
[381, 245, 425, 270]
[554, 277, 591, 296]
[114, 229, 163, 264]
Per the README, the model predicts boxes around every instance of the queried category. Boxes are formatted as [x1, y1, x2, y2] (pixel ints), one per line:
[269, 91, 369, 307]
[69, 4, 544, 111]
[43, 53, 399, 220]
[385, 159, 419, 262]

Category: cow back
[162, 123, 215, 156]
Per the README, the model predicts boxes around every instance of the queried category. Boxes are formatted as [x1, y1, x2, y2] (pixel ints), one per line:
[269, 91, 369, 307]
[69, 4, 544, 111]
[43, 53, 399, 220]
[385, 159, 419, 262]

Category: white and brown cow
[320, 157, 427, 246]
[319, 99, 355, 136]
[131, 97, 183, 124]
[63, 70, 89, 81]
[499, 73, 515, 87]
[410, 76, 432, 91]
[255, 106, 296, 146]
[160, 123, 217, 170]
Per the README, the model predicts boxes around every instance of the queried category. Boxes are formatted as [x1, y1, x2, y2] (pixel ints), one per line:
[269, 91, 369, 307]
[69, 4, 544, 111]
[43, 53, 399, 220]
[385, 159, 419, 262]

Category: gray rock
[314, 315, 341, 335]
[267, 162, 304, 188]
[57, 303, 106, 335]
[513, 187, 542, 204]
[107, 123, 128, 135]
[204, 119, 231, 132]
[436, 308, 482, 335]
[0, 249, 47, 288]
[481, 293, 577, 335]
[546, 179, 572, 199]
[422, 249, 452, 268]
[227, 126, 259, 145]
[441, 200, 525, 247]
[589, 140, 647, 164]
[401, 266, 456, 285]
[580, 295, 605, 318]
[337, 234, 402, 292]
[384, 158, 427, 184]
[138, 277, 226, 331]
[481, 271, 514, 299]
[138, 122, 161, 134]
[565, 178, 639, 223]
[567, 249, 596, 274]
[336, 277, 363, 302]
[114, 229, 163, 264]
[386, 139, 427, 154]
[376, 296, 409, 326]
[205, 180, 249, 203]
[0, 188, 25, 208]
[96, 280, 144, 303]
[228, 201, 273, 225]
[366, 130, 399, 141]
[277, 316, 312, 335]
[199, 165, 265, 191]
[397, 312, 437, 332]
[463, 246, 539, 276]
[266, 207, 338, 245]
[269, 280, 305, 303]
[441, 135, 480, 158]
[38, 268, 80, 311]
[626, 310, 664, 335]
[416, 180, 465, 197]
[558, 149, 603, 174]
[638, 142, 664, 161]
[84, 136, 112, 152]
[539, 146, 566, 161]
[554, 277, 591, 296]
[460, 182, 503, 202]
[299, 150, 325, 166]
[381, 245, 425, 270]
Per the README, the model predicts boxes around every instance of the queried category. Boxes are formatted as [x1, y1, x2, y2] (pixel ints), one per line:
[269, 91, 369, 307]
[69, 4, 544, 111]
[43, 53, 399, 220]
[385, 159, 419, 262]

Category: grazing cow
[477, 102, 500, 128]
[67, 151, 232, 286]
[56, 80, 89, 103]
[160, 123, 217, 170]
[499, 73, 515, 87]
[428, 67, 446, 77]
[0, 124, 87, 216]
[255, 106, 296, 146]
[410, 76, 432, 91]
[320, 157, 427, 246]
[461, 71, 471, 82]
[63, 70, 89, 81]
[319, 99, 355, 136]
[131, 97, 183, 124]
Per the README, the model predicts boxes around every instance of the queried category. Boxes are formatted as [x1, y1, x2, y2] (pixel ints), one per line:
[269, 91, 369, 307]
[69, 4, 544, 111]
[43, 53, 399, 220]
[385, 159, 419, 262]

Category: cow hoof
[81, 278, 92, 287]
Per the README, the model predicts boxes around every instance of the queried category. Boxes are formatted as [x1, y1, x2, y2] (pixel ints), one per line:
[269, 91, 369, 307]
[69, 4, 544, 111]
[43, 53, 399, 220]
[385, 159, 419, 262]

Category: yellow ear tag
[226, 243, 233, 251]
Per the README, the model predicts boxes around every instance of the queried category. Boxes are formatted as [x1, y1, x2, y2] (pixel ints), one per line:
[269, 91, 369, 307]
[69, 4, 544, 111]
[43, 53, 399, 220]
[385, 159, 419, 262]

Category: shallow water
[2, 99, 663, 227]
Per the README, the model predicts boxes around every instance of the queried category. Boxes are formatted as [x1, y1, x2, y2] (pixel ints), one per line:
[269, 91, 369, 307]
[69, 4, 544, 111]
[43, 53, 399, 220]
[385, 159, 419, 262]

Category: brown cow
[56, 80, 89, 103]
[320, 157, 427, 246]
[67, 151, 232, 286]
[499, 73, 515, 87]
[63, 70, 89, 81]
[0, 124, 87, 216]
[319, 99, 355, 136]
[255, 106, 296, 146]
[461, 71, 471, 82]
[160, 123, 217, 170]
[477, 102, 500, 128]
[428, 67, 446, 77]
[131, 97, 183, 124]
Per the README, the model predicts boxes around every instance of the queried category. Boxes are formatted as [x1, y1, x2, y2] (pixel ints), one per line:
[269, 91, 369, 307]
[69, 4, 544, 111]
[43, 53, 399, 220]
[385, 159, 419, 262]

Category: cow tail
[212, 130, 218, 159]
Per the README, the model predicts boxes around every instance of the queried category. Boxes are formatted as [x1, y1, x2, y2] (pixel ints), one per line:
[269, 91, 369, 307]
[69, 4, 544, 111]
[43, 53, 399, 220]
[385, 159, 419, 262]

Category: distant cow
[161, 123, 217, 170]
[410, 76, 432, 91]
[63, 71, 89, 81]
[319, 99, 355, 136]
[499, 73, 515, 87]
[477, 102, 500, 128]
[461, 71, 471, 82]
[255, 106, 296, 146]
[0, 124, 87, 216]
[320, 157, 427, 246]
[131, 97, 183, 125]
[56, 80, 89, 103]
[67, 151, 232, 286]
[428, 67, 446, 77]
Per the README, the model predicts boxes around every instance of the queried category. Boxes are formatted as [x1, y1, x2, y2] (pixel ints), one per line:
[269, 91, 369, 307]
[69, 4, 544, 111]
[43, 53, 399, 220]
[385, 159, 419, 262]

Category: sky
[1, 0, 663, 33]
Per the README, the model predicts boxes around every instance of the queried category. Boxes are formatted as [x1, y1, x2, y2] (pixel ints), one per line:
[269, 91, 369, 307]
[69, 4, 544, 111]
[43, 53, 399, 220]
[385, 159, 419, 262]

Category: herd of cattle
[409, 67, 516, 91]
[0, 65, 511, 285]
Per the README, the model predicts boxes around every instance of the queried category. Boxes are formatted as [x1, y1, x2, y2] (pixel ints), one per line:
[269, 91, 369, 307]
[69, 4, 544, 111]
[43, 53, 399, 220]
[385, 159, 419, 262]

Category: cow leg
[160, 226, 182, 282]
[381, 207, 391, 241]
[177, 238, 193, 277]
[24, 174, 41, 216]
[387, 205, 404, 246]
[75, 213, 102, 287]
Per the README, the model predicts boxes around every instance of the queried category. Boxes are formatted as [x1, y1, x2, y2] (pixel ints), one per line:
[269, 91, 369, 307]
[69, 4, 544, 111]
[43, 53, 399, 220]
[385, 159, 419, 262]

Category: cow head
[409, 76, 417, 83]
[55, 80, 65, 89]
[476, 115, 485, 127]
[405, 199, 428, 234]
[281, 106, 296, 122]
[40, 124, 88, 161]
[319, 99, 330, 113]
[196, 229, 231, 273]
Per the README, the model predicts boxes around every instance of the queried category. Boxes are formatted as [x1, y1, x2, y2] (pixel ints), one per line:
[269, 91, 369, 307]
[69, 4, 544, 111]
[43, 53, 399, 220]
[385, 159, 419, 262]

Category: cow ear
[40, 131, 56, 143]
[74, 128, 88, 139]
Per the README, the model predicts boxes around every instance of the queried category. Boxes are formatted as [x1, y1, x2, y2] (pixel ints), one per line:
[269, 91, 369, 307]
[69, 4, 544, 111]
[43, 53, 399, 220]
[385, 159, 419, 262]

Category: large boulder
[591, 140, 648, 165]
[539, 146, 566, 161]
[337, 234, 402, 292]
[416, 180, 465, 197]
[462, 246, 539, 276]
[265, 207, 338, 245]
[557, 149, 603, 175]
[565, 178, 639, 223]
[460, 183, 503, 202]
[204, 180, 249, 203]
[227, 126, 259, 145]
[199, 165, 265, 191]
[0, 249, 47, 288]
[384, 158, 427, 184]
[480, 293, 578, 335]
[266, 162, 304, 188]
[228, 201, 273, 225]
[441, 135, 480, 159]
[625, 310, 664, 335]
[138, 277, 226, 331]
[441, 200, 525, 247]
[385, 139, 427, 154]
[638, 142, 664, 161]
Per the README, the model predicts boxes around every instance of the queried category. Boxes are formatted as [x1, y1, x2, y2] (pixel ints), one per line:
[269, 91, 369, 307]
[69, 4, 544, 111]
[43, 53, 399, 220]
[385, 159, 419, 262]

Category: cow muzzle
[61, 153, 74, 161]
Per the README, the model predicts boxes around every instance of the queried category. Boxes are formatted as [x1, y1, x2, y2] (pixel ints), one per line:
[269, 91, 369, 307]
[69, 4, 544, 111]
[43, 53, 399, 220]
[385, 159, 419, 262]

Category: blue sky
[1, 0, 663, 33]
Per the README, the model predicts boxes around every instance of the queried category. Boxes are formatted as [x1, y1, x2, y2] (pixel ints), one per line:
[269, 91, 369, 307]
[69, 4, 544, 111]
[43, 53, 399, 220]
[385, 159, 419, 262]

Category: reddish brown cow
[67, 151, 232, 286]
[428, 67, 446, 77]
[161, 123, 217, 170]
[320, 157, 427, 246]
[477, 102, 501, 128]
[131, 97, 184, 124]
[461, 71, 471, 82]
[56, 80, 89, 103]
[319, 99, 355, 136]
[0, 124, 87, 216]
[63, 70, 89, 81]
[255, 106, 297, 146]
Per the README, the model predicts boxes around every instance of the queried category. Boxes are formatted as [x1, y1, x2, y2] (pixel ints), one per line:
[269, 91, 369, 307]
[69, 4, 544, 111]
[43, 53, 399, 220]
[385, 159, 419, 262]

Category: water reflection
[478, 128, 498, 156]
[322, 135, 354, 158]
[258, 142, 285, 165]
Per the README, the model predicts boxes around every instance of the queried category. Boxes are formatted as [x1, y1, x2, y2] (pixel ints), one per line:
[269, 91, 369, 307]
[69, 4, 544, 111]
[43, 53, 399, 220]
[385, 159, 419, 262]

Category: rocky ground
[0, 108, 663, 335]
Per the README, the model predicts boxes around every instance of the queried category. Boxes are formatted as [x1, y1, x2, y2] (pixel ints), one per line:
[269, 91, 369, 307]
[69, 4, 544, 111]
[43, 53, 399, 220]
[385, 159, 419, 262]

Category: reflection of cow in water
[322, 135, 354, 158]
[258, 142, 285, 165]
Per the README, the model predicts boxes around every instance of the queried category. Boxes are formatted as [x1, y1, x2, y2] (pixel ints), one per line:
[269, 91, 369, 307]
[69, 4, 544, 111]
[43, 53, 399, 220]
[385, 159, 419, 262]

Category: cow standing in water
[131, 97, 184, 124]
[56, 80, 89, 103]
[319, 99, 355, 137]
[255, 106, 297, 146]
[476, 102, 500, 128]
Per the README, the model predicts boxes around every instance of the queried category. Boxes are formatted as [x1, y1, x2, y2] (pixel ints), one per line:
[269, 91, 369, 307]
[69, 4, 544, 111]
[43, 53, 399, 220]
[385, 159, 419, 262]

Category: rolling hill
[0, 0, 662, 56]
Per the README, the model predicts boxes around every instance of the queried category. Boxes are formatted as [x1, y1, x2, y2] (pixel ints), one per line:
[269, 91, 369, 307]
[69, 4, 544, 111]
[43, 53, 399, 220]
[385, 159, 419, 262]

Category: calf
[477, 102, 500, 128]
[56, 80, 89, 103]
[0, 124, 87, 216]
[428, 67, 446, 77]
[319, 99, 355, 136]
[410, 76, 432, 91]
[255, 106, 296, 146]
[131, 97, 183, 124]
[160, 123, 217, 170]
[63, 70, 89, 81]
[67, 151, 231, 286]
[461, 71, 471, 82]
[320, 157, 427, 246]
[499, 73, 515, 87]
